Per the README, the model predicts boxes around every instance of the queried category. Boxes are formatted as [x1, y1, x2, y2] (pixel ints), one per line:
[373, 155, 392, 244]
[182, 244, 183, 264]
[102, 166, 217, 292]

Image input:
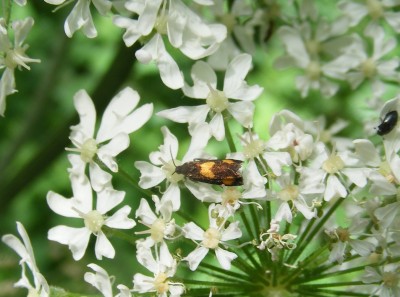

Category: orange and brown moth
[174, 159, 243, 186]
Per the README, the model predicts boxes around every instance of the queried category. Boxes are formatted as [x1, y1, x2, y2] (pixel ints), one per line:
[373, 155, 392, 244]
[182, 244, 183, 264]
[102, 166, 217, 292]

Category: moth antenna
[169, 146, 177, 175]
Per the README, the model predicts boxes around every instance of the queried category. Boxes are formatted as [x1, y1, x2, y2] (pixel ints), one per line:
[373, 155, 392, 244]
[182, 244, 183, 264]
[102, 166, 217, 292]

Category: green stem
[198, 262, 253, 282]
[293, 258, 400, 284]
[300, 281, 366, 288]
[287, 197, 344, 266]
[102, 226, 136, 246]
[282, 243, 329, 285]
[224, 116, 236, 153]
[2, 0, 12, 26]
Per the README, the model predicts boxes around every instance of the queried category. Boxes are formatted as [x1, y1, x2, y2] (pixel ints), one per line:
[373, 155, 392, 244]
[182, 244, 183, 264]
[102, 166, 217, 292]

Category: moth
[174, 159, 243, 186]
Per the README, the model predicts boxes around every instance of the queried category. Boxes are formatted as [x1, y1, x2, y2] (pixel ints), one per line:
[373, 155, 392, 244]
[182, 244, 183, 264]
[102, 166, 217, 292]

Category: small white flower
[44, 0, 112, 38]
[182, 204, 242, 270]
[325, 217, 376, 264]
[274, 19, 352, 98]
[267, 110, 315, 163]
[362, 265, 400, 297]
[335, 26, 400, 96]
[134, 124, 210, 210]
[67, 87, 153, 191]
[301, 142, 368, 201]
[0, 17, 40, 116]
[135, 196, 176, 246]
[133, 242, 185, 297]
[84, 263, 131, 297]
[2, 222, 50, 297]
[272, 173, 317, 223]
[207, 0, 258, 70]
[338, 0, 400, 33]
[47, 175, 136, 260]
[157, 54, 263, 141]
[113, 0, 226, 89]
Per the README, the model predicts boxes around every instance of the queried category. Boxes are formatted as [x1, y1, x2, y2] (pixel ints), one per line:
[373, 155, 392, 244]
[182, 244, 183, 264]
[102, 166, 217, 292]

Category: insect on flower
[377, 110, 398, 136]
[173, 159, 243, 186]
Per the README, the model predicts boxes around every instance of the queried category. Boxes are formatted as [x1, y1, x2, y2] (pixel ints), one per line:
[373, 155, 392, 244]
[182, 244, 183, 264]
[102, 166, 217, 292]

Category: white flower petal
[47, 191, 81, 218]
[96, 187, 125, 214]
[105, 205, 136, 229]
[353, 139, 380, 167]
[221, 221, 242, 241]
[89, 162, 112, 192]
[227, 101, 254, 128]
[182, 222, 204, 241]
[72, 89, 96, 140]
[97, 133, 130, 172]
[185, 181, 221, 202]
[84, 263, 113, 297]
[182, 61, 217, 98]
[224, 54, 263, 100]
[135, 34, 184, 89]
[48, 226, 91, 260]
[97, 87, 153, 142]
[157, 105, 209, 124]
[136, 198, 157, 225]
[135, 161, 166, 188]
[215, 247, 237, 270]
[133, 273, 155, 293]
[209, 113, 225, 141]
[161, 183, 181, 211]
[149, 126, 179, 165]
[184, 246, 208, 271]
[95, 232, 115, 259]
[324, 175, 347, 201]
[64, 0, 97, 38]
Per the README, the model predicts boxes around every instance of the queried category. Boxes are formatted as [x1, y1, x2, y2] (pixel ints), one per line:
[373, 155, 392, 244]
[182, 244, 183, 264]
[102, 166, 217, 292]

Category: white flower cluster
[2, 1, 400, 297]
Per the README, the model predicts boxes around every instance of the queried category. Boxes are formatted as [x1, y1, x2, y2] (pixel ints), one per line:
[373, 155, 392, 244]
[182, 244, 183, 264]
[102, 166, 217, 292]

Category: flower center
[222, 188, 242, 206]
[361, 58, 376, 78]
[382, 271, 399, 288]
[4, 49, 18, 69]
[80, 138, 98, 163]
[206, 88, 229, 113]
[153, 272, 169, 294]
[306, 39, 321, 56]
[243, 139, 265, 159]
[150, 218, 166, 243]
[322, 154, 344, 174]
[202, 227, 221, 249]
[379, 161, 395, 183]
[278, 185, 299, 202]
[367, 0, 383, 19]
[84, 210, 105, 233]
[336, 227, 350, 242]
[162, 160, 184, 183]
[306, 61, 321, 81]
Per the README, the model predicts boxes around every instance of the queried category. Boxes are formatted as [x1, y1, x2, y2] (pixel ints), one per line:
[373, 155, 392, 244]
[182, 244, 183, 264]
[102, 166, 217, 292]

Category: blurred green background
[1, 1, 398, 296]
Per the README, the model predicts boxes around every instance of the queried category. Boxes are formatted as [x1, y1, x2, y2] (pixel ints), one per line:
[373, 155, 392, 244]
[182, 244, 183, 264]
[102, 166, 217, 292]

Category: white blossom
[67, 87, 153, 191]
[43, 0, 112, 38]
[0, 17, 40, 116]
[182, 204, 242, 270]
[85, 263, 131, 297]
[2, 222, 50, 297]
[47, 175, 136, 260]
[133, 241, 184, 297]
[157, 54, 263, 141]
